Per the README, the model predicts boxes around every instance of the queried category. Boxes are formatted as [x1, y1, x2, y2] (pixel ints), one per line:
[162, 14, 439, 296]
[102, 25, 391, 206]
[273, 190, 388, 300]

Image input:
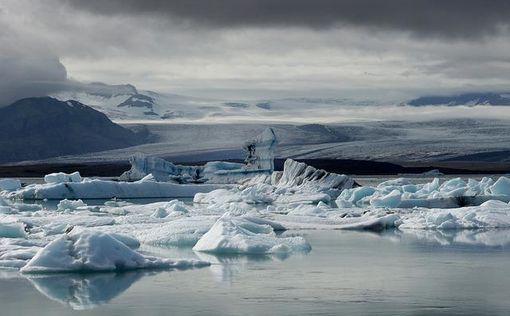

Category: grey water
[1, 229, 510, 315]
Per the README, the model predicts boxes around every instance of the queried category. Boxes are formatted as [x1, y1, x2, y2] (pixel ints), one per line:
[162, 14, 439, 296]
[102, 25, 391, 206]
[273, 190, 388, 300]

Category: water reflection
[195, 251, 304, 284]
[383, 228, 510, 248]
[25, 271, 153, 310]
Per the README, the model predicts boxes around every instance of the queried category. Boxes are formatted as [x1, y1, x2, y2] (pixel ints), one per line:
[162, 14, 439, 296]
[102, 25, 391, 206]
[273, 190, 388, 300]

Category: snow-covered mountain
[407, 92, 510, 106]
[51, 82, 386, 121]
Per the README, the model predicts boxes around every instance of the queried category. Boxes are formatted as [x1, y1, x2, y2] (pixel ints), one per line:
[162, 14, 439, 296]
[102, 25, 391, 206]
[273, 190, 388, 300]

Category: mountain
[51, 82, 387, 122]
[0, 97, 148, 163]
[51, 82, 225, 121]
[407, 92, 510, 106]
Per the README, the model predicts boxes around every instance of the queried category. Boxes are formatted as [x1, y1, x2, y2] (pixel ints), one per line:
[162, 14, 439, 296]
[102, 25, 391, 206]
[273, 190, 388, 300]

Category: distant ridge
[408, 92, 510, 106]
[0, 97, 147, 163]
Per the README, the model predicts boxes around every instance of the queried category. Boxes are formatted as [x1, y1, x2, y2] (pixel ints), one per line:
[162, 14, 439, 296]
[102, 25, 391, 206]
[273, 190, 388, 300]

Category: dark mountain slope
[0, 97, 147, 163]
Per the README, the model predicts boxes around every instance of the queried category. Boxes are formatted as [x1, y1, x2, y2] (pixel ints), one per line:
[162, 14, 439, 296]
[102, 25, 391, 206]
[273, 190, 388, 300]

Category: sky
[1, 0, 510, 104]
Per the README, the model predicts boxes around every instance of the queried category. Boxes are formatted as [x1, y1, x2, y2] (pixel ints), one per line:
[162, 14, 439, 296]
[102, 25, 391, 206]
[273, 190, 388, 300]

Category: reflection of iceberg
[195, 251, 293, 284]
[399, 228, 510, 248]
[26, 271, 147, 310]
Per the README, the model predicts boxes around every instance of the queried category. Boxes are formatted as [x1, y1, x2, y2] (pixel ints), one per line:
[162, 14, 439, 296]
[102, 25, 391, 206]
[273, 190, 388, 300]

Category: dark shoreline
[0, 158, 508, 178]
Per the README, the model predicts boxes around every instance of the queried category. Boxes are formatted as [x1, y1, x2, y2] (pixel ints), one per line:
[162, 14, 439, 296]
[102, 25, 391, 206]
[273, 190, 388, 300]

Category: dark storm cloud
[0, 7, 69, 106]
[0, 56, 68, 105]
[62, 0, 510, 38]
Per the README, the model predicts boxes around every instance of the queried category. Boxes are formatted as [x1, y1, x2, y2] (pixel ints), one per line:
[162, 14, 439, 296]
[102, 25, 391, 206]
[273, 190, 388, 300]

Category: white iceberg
[0, 179, 21, 192]
[120, 128, 277, 183]
[44, 172, 82, 184]
[336, 176, 510, 209]
[399, 200, 510, 230]
[21, 231, 209, 273]
[5, 176, 229, 200]
[0, 222, 26, 238]
[193, 212, 311, 255]
[195, 159, 355, 206]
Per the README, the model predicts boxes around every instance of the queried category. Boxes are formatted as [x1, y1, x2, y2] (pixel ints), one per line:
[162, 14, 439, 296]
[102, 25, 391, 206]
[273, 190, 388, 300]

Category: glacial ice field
[2, 159, 510, 314]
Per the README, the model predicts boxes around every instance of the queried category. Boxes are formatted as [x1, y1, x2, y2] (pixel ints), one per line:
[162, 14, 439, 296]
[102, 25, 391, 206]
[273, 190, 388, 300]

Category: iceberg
[21, 231, 209, 273]
[193, 212, 310, 255]
[195, 159, 355, 206]
[119, 153, 206, 182]
[0, 179, 21, 192]
[120, 128, 278, 183]
[399, 200, 510, 230]
[5, 176, 228, 200]
[44, 172, 82, 184]
[0, 222, 26, 238]
[242, 127, 277, 171]
[336, 176, 510, 209]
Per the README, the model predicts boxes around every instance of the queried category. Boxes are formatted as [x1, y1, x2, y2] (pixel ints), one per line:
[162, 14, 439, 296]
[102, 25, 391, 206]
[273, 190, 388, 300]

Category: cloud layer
[1, 0, 510, 102]
[64, 0, 510, 38]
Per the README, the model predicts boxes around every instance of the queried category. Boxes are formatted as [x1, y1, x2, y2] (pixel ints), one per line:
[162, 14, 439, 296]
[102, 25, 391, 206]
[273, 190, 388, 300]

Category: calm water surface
[1, 229, 509, 315]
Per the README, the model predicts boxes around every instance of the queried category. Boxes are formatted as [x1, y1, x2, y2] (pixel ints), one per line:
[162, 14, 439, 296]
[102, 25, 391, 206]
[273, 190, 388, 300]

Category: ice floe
[336, 176, 510, 208]
[4, 176, 228, 200]
[0, 179, 21, 191]
[193, 212, 311, 254]
[20, 230, 209, 273]
[44, 171, 82, 184]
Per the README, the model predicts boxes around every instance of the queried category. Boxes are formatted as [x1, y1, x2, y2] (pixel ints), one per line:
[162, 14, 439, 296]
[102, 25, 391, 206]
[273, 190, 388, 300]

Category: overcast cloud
[1, 0, 510, 103]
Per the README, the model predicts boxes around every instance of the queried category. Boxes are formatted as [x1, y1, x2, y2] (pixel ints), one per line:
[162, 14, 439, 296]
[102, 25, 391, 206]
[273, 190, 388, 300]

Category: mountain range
[407, 92, 510, 106]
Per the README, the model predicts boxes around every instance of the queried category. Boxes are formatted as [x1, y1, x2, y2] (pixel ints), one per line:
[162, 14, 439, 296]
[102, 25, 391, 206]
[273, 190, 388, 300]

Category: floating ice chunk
[377, 178, 413, 187]
[439, 178, 467, 197]
[337, 186, 376, 206]
[370, 190, 401, 208]
[421, 169, 444, 176]
[21, 231, 210, 273]
[44, 172, 82, 184]
[490, 177, 510, 196]
[120, 153, 203, 182]
[268, 211, 401, 231]
[0, 179, 21, 191]
[133, 216, 218, 247]
[0, 222, 26, 238]
[148, 200, 188, 218]
[399, 200, 510, 230]
[7, 178, 228, 200]
[151, 208, 169, 218]
[57, 199, 88, 212]
[0, 239, 44, 269]
[193, 212, 311, 254]
[287, 203, 331, 217]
